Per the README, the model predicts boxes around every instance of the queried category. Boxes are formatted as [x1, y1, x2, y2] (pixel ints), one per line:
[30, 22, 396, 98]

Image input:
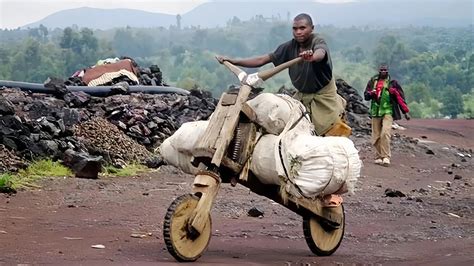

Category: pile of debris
[73, 117, 153, 163]
[65, 57, 167, 87]
[0, 144, 26, 173]
[0, 87, 217, 173]
[336, 79, 370, 134]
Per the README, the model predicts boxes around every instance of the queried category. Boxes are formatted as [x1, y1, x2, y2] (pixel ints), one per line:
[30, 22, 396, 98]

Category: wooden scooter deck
[239, 173, 343, 227]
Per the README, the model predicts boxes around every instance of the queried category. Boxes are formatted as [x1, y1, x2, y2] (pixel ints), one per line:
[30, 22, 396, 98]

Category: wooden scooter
[163, 57, 345, 262]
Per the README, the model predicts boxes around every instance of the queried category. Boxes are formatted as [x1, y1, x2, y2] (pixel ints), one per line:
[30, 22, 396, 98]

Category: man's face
[379, 67, 388, 78]
[292, 19, 313, 43]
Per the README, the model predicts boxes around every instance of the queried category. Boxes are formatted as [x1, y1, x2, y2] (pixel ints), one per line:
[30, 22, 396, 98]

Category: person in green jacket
[364, 64, 410, 166]
[216, 13, 350, 137]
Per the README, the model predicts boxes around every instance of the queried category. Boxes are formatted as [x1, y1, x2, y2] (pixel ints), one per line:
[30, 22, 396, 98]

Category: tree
[404, 82, 431, 103]
[176, 14, 182, 30]
[0, 47, 11, 80]
[227, 16, 241, 27]
[59, 27, 103, 75]
[407, 101, 423, 118]
[192, 29, 208, 50]
[38, 24, 48, 42]
[462, 91, 474, 119]
[373, 35, 412, 77]
[12, 39, 41, 81]
[265, 24, 290, 52]
[112, 29, 134, 56]
[59, 27, 77, 49]
[80, 28, 98, 52]
[342, 46, 365, 63]
[440, 86, 464, 118]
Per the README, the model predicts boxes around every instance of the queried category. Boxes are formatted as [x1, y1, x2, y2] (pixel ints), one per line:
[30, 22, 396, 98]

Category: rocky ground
[0, 118, 472, 265]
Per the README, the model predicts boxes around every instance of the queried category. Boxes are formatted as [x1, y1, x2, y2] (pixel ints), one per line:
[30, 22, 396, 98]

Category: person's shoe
[374, 158, 383, 165]
[382, 157, 390, 166]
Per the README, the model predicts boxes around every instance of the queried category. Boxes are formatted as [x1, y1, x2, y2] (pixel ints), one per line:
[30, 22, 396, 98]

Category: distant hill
[23, 7, 176, 29]
[23, 0, 473, 30]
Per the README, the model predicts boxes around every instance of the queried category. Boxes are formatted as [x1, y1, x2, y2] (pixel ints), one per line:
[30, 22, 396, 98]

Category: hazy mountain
[23, 7, 176, 29]
[24, 0, 473, 29]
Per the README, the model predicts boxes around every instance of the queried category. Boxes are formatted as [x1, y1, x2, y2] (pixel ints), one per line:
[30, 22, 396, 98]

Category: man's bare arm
[216, 54, 271, 68]
[312, 48, 326, 62]
[299, 48, 326, 62]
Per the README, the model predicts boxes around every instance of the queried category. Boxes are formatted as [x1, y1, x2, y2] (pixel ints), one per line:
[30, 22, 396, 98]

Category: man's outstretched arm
[216, 54, 271, 68]
[299, 48, 326, 62]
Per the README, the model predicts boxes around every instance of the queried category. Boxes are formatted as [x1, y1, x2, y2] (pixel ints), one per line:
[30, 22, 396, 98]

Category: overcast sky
[0, 0, 356, 29]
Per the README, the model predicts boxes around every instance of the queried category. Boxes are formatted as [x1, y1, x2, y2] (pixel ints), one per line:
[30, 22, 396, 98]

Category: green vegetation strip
[0, 161, 151, 193]
[0, 159, 72, 193]
[102, 163, 148, 177]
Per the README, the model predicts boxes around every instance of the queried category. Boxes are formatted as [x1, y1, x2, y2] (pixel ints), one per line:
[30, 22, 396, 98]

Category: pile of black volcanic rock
[335, 78, 371, 134]
[0, 87, 217, 173]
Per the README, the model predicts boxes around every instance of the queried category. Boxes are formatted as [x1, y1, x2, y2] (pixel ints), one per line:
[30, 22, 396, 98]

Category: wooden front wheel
[302, 204, 344, 256]
[163, 194, 212, 262]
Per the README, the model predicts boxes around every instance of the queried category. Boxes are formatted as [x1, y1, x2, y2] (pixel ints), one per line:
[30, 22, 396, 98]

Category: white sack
[159, 120, 208, 175]
[249, 93, 314, 185]
[279, 134, 361, 198]
[247, 93, 307, 135]
[251, 132, 360, 198]
[250, 134, 280, 185]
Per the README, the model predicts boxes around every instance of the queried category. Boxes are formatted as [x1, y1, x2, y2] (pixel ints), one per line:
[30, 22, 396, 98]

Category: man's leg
[380, 114, 393, 165]
[371, 117, 383, 161]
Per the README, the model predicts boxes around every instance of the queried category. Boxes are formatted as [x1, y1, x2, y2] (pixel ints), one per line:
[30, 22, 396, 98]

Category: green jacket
[365, 75, 393, 117]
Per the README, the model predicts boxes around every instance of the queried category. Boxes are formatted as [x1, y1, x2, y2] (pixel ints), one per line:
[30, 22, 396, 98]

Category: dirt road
[1, 119, 473, 265]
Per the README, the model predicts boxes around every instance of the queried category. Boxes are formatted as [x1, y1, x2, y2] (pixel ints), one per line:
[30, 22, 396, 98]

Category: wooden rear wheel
[163, 194, 212, 262]
[302, 204, 344, 256]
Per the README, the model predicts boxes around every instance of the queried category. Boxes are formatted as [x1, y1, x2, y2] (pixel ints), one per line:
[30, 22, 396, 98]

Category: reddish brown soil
[1, 119, 473, 265]
[396, 119, 474, 149]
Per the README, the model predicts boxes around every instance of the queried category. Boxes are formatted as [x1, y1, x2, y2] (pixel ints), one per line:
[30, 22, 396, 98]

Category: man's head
[378, 64, 389, 78]
[292, 13, 314, 44]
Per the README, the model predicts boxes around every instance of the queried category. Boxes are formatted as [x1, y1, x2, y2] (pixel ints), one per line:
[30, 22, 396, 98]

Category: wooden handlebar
[217, 56, 303, 83]
[222, 60, 246, 80]
[257, 57, 302, 81]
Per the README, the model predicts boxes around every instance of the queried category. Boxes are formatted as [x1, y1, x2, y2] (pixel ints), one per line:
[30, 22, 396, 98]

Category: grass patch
[0, 159, 73, 193]
[0, 173, 16, 193]
[1, 160, 149, 193]
[17, 159, 72, 179]
[102, 163, 148, 177]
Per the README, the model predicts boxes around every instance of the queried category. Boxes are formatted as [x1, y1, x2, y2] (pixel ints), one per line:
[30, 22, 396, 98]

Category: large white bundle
[159, 120, 208, 175]
[279, 134, 360, 197]
[318, 137, 360, 195]
[250, 134, 280, 185]
[247, 93, 306, 135]
[250, 133, 360, 198]
[249, 92, 360, 198]
[250, 94, 314, 185]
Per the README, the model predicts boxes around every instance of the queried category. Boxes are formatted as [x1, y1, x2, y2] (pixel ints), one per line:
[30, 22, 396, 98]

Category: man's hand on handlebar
[299, 50, 314, 61]
[216, 55, 232, 64]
